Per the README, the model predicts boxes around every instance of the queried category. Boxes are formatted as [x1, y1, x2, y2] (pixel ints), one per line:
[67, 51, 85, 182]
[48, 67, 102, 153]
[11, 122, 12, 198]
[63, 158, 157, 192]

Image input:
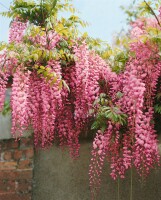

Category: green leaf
[40, 65, 45, 70]
[58, 81, 63, 90]
[91, 121, 99, 130]
[33, 54, 39, 61]
[101, 124, 107, 132]
[37, 69, 44, 74]
[50, 77, 57, 86]
[116, 91, 123, 99]
[2, 101, 11, 116]
[154, 104, 161, 114]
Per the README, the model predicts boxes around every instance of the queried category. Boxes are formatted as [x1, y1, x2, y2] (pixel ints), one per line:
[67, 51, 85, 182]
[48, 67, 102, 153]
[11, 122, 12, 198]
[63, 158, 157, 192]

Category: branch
[144, 0, 161, 27]
[40, 0, 50, 49]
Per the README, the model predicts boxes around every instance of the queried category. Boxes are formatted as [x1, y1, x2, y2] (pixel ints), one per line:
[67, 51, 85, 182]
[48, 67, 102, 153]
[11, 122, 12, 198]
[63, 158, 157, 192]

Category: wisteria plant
[0, 0, 161, 199]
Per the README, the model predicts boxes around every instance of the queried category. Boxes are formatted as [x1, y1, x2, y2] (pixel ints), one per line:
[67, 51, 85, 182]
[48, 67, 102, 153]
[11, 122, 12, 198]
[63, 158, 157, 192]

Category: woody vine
[0, 0, 161, 199]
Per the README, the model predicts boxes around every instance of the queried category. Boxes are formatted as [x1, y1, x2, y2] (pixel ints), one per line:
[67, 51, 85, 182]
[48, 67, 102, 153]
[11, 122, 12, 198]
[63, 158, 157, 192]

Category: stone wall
[0, 131, 160, 200]
[33, 140, 161, 200]
[0, 137, 34, 200]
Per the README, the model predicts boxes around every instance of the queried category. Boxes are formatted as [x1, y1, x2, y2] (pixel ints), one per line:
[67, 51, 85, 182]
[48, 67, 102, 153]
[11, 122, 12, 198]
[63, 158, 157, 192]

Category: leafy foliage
[0, 0, 89, 86]
[2, 100, 11, 115]
[154, 104, 161, 114]
[91, 94, 127, 132]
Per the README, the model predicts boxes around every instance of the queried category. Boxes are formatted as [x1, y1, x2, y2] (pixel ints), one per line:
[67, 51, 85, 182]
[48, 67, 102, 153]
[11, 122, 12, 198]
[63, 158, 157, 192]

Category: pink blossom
[9, 18, 27, 43]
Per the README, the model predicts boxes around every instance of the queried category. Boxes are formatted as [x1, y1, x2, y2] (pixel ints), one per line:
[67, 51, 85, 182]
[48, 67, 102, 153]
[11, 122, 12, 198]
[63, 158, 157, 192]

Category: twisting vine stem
[117, 177, 120, 200]
[40, 0, 50, 48]
[130, 167, 133, 200]
[144, 0, 161, 26]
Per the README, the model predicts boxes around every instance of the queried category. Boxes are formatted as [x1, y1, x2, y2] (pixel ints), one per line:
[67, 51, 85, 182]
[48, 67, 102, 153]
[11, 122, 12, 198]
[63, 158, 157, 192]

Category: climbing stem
[117, 177, 120, 200]
[130, 167, 133, 200]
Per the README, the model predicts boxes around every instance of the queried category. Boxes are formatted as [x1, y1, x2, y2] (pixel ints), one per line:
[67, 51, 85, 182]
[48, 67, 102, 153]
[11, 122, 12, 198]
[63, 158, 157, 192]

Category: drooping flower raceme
[11, 67, 31, 138]
[0, 53, 9, 111]
[9, 18, 27, 43]
[28, 60, 62, 148]
[0, 70, 8, 111]
[89, 15, 161, 195]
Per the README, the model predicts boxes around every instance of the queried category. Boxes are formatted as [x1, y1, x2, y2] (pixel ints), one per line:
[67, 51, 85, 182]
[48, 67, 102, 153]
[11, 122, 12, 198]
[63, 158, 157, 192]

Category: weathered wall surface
[0, 137, 34, 200]
[0, 89, 12, 140]
[33, 139, 161, 200]
[0, 114, 12, 140]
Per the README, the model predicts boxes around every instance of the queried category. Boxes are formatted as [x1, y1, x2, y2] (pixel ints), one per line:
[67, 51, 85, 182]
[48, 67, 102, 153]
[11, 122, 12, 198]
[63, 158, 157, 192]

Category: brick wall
[0, 137, 34, 200]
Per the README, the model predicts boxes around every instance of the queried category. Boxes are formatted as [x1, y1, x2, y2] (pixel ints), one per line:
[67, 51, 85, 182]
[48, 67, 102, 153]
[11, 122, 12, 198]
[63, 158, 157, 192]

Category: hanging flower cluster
[28, 60, 62, 148]
[0, 17, 115, 158]
[0, 52, 11, 111]
[11, 67, 31, 137]
[29, 29, 60, 50]
[89, 14, 161, 195]
[0, 69, 8, 111]
[9, 18, 27, 43]
[0, 1, 161, 197]
[55, 43, 114, 158]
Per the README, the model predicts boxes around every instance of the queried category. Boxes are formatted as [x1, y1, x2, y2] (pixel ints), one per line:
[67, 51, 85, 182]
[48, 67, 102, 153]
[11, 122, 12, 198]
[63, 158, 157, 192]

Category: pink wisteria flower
[9, 18, 27, 43]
